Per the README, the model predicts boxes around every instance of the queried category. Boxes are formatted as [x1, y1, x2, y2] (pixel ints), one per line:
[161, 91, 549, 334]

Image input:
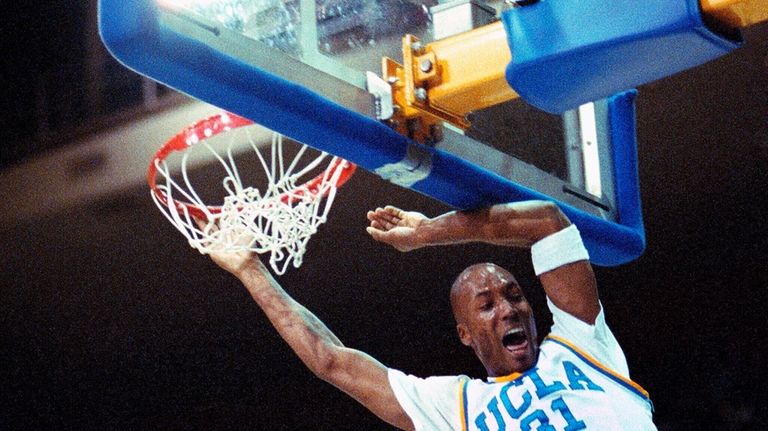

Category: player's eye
[504, 286, 523, 302]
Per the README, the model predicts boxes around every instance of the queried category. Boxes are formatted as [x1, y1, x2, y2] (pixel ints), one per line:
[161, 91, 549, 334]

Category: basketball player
[203, 200, 656, 430]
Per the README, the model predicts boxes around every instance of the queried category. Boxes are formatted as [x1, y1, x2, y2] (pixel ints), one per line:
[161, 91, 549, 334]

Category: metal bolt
[419, 59, 433, 73]
[414, 88, 428, 101]
[387, 76, 399, 84]
[411, 42, 424, 54]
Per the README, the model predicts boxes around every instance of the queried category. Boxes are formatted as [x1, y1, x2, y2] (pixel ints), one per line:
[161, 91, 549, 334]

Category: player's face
[454, 264, 538, 377]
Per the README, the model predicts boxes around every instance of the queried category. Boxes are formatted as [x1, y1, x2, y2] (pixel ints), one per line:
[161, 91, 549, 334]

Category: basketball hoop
[148, 112, 356, 274]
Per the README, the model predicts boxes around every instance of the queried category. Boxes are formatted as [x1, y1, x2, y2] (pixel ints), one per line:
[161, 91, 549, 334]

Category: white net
[151, 116, 353, 274]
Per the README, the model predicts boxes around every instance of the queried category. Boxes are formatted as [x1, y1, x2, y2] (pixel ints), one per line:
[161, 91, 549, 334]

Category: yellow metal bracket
[379, 0, 766, 144]
[382, 21, 518, 143]
[700, 0, 768, 29]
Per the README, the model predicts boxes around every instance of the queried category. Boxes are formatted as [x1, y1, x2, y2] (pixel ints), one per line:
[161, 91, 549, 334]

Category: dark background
[1, 2, 767, 430]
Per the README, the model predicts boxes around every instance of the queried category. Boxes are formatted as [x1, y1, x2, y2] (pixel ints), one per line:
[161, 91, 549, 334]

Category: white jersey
[389, 299, 656, 430]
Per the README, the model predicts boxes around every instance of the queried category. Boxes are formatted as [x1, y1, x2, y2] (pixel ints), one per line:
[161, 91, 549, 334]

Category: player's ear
[457, 323, 472, 347]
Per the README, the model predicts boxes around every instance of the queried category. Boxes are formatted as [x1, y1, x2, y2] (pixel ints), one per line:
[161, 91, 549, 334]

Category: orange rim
[148, 112, 356, 220]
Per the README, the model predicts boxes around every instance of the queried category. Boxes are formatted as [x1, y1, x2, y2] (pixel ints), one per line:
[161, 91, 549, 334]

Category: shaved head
[450, 263, 518, 324]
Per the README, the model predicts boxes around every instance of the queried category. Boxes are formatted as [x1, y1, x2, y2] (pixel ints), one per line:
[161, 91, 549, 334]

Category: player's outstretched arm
[367, 201, 600, 323]
[205, 246, 415, 430]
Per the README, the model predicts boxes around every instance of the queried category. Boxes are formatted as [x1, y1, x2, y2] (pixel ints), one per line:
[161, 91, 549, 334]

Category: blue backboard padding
[412, 91, 645, 266]
[99, 0, 645, 266]
[502, 0, 742, 114]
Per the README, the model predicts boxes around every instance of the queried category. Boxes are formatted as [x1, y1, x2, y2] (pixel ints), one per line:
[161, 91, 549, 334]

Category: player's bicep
[325, 347, 414, 430]
[539, 260, 600, 324]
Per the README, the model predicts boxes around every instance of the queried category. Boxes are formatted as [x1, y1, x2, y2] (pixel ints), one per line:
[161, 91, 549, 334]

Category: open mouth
[502, 328, 528, 351]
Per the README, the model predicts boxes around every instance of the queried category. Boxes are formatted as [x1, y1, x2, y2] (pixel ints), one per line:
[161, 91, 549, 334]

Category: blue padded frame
[502, 0, 742, 113]
[99, 0, 645, 266]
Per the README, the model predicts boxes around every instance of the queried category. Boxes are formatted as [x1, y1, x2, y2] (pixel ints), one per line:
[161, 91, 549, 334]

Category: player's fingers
[378, 208, 402, 224]
[369, 208, 400, 227]
[367, 211, 390, 227]
[366, 226, 384, 241]
[369, 207, 384, 220]
[373, 219, 398, 231]
[384, 206, 405, 221]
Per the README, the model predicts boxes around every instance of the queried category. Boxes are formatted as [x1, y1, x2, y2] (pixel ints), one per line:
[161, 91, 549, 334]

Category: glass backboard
[99, 0, 645, 265]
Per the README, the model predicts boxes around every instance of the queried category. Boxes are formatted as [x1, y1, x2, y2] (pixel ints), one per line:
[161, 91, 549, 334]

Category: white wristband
[531, 225, 590, 276]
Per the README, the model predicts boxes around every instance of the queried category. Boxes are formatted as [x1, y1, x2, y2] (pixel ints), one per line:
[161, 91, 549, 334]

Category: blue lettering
[475, 369, 594, 430]
[563, 361, 604, 391]
[551, 397, 587, 431]
[500, 385, 532, 419]
[474, 412, 490, 431]
[520, 409, 555, 431]
[475, 398, 507, 431]
[488, 397, 506, 430]
[528, 370, 566, 398]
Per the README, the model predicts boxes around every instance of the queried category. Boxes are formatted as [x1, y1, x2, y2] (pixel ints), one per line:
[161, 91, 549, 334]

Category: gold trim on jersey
[458, 376, 469, 431]
[545, 334, 651, 400]
[486, 372, 523, 383]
